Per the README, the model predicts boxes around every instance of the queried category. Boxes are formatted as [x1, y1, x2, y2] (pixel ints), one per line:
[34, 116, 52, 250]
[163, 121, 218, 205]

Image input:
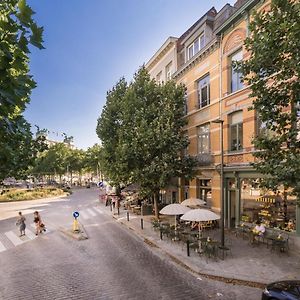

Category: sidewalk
[101, 202, 300, 288]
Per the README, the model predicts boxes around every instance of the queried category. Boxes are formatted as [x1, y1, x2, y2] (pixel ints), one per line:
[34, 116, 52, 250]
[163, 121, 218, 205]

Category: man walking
[16, 212, 26, 237]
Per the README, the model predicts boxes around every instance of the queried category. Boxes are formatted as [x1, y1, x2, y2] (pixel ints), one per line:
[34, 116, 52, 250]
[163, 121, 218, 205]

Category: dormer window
[186, 33, 205, 61]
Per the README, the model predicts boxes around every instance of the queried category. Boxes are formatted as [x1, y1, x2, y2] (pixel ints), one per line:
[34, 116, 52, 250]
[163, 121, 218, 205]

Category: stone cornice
[146, 37, 177, 71]
[173, 38, 219, 80]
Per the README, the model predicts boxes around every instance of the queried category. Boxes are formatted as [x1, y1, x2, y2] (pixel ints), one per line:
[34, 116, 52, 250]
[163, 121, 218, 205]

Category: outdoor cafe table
[268, 236, 289, 253]
[203, 240, 219, 259]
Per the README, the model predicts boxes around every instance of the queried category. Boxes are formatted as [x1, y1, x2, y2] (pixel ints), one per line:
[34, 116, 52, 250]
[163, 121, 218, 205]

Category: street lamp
[212, 119, 225, 247]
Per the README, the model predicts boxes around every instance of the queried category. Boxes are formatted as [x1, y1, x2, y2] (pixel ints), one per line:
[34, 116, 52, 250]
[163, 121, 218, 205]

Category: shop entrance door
[229, 190, 236, 228]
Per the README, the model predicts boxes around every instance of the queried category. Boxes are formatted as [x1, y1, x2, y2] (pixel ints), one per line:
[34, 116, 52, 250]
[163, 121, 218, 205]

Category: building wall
[147, 46, 177, 83]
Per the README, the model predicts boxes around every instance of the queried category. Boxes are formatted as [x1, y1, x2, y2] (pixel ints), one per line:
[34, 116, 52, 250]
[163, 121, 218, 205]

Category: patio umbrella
[159, 204, 191, 230]
[180, 208, 220, 237]
[181, 198, 205, 207]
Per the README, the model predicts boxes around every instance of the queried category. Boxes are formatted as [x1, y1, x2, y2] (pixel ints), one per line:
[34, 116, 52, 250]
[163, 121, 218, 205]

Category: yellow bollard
[73, 218, 80, 232]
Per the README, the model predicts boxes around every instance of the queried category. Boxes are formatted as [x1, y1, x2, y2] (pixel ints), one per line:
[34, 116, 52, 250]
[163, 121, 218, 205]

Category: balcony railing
[194, 153, 214, 166]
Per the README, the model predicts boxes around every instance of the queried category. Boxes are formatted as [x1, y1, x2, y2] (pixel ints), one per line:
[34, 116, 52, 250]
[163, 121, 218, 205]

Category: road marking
[30, 223, 50, 234]
[93, 207, 104, 214]
[5, 231, 24, 246]
[79, 210, 89, 219]
[25, 229, 37, 240]
[86, 208, 96, 217]
[0, 241, 6, 252]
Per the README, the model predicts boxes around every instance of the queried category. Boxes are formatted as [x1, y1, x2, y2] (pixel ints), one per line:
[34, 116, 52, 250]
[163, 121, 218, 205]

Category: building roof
[145, 36, 178, 71]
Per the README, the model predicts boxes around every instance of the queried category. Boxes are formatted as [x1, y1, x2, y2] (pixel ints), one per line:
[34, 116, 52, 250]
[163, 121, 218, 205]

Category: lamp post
[212, 119, 225, 247]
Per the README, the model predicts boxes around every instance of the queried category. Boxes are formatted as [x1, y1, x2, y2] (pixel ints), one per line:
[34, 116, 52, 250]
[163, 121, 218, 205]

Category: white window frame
[156, 71, 162, 84]
[186, 32, 205, 61]
[197, 124, 210, 154]
[230, 111, 243, 152]
[197, 74, 210, 109]
[165, 62, 172, 81]
[230, 49, 244, 93]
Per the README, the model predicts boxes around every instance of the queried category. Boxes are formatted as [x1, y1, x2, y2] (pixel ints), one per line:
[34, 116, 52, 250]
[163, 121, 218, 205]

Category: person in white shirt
[254, 221, 266, 236]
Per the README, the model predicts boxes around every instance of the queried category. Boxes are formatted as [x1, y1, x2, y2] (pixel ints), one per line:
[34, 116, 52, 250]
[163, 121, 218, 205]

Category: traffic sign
[73, 211, 79, 218]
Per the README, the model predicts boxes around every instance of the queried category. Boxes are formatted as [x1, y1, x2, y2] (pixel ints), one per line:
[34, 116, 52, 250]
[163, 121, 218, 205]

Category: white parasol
[160, 204, 191, 230]
[180, 208, 220, 241]
[181, 198, 206, 207]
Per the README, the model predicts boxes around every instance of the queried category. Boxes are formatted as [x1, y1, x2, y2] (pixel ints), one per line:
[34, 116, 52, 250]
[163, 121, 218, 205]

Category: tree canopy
[241, 0, 300, 204]
[0, 0, 45, 180]
[97, 67, 196, 216]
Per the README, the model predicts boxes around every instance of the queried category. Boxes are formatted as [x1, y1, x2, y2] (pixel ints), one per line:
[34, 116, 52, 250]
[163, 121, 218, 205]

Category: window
[256, 114, 275, 138]
[183, 131, 189, 156]
[230, 50, 244, 93]
[183, 92, 188, 115]
[230, 111, 243, 151]
[197, 124, 210, 154]
[197, 74, 210, 109]
[165, 62, 172, 81]
[186, 33, 205, 61]
[197, 179, 211, 204]
[156, 71, 162, 84]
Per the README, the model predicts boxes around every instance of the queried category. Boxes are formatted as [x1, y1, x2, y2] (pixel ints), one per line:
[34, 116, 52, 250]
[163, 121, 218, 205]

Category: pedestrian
[33, 211, 46, 235]
[16, 212, 26, 237]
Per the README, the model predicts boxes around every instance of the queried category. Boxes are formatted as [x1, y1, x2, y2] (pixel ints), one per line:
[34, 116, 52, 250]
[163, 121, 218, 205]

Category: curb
[116, 217, 265, 290]
[59, 224, 88, 241]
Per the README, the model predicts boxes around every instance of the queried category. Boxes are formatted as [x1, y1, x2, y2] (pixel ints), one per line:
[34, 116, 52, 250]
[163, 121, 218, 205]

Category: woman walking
[33, 211, 46, 235]
[16, 212, 26, 237]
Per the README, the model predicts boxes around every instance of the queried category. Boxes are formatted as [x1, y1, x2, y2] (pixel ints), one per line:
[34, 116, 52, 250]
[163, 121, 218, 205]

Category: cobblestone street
[0, 189, 261, 299]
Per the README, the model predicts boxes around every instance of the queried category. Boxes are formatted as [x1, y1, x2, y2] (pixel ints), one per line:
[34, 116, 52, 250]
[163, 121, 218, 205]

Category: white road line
[5, 231, 24, 246]
[30, 223, 50, 234]
[86, 208, 96, 217]
[25, 229, 37, 240]
[0, 241, 6, 252]
[93, 207, 104, 214]
[79, 210, 89, 220]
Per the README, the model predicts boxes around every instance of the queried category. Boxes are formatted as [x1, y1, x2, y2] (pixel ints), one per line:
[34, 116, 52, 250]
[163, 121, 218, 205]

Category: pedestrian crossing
[0, 224, 52, 254]
[77, 206, 106, 220]
[0, 205, 116, 255]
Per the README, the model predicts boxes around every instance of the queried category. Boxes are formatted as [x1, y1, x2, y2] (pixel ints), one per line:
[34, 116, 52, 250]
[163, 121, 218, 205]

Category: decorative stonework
[227, 154, 243, 163]
[223, 28, 246, 55]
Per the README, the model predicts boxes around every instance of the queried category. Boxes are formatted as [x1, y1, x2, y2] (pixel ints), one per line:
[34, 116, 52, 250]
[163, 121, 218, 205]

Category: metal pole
[187, 240, 190, 257]
[141, 201, 144, 230]
[127, 211, 130, 221]
[220, 121, 225, 247]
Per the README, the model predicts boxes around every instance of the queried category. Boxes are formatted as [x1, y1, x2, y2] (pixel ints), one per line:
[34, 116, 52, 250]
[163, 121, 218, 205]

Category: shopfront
[224, 167, 300, 236]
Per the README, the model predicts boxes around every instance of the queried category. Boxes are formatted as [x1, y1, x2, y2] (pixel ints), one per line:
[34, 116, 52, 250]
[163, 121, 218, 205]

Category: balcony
[194, 153, 214, 166]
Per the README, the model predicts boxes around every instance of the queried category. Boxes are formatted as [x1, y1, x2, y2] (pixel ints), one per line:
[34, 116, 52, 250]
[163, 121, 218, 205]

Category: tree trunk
[154, 191, 159, 220]
[70, 171, 73, 185]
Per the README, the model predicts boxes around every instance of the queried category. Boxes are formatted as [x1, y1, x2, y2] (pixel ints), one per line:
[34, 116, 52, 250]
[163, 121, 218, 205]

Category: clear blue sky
[25, 0, 232, 149]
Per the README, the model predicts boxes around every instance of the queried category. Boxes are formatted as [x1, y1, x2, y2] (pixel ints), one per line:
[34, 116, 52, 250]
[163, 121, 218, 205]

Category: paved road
[0, 189, 261, 299]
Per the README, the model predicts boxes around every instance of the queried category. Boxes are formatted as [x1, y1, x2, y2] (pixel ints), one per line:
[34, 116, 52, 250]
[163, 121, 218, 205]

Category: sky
[25, 0, 233, 149]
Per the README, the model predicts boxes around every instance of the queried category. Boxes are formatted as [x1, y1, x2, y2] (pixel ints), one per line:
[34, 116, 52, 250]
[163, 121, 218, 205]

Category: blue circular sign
[73, 211, 79, 218]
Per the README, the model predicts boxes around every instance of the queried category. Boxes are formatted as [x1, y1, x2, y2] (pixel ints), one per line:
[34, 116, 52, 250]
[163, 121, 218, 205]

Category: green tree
[36, 143, 70, 183]
[97, 67, 196, 217]
[96, 78, 129, 185]
[240, 0, 300, 205]
[66, 148, 85, 184]
[84, 144, 104, 181]
[0, 0, 44, 179]
[0, 0, 44, 127]
[0, 116, 47, 180]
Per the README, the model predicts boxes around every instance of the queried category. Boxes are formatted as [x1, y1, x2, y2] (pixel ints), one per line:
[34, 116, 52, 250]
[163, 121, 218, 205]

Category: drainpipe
[219, 33, 223, 120]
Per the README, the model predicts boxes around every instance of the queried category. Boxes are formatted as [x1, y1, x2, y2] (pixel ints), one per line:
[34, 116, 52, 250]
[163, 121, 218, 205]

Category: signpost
[73, 211, 80, 232]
